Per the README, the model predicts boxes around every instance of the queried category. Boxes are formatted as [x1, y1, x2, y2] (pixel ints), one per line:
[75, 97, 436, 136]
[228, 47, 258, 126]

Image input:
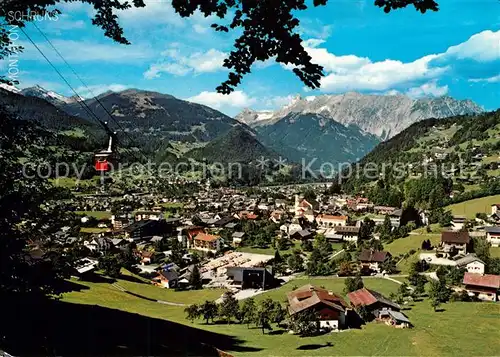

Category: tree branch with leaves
[1, 0, 439, 90]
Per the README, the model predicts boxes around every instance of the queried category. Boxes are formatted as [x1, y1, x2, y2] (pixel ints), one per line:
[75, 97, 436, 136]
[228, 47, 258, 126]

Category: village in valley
[38, 177, 500, 356]
[2, 1, 500, 356]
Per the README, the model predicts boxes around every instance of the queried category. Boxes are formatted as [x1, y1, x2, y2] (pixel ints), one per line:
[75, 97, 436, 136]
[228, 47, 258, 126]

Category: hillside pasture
[385, 234, 441, 256]
[54, 274, 500, 357]
[446, 194, 500, 219]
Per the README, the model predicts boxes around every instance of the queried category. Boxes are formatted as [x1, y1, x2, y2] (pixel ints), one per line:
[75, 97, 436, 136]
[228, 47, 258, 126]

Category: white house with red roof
[316, 214, 348, 228]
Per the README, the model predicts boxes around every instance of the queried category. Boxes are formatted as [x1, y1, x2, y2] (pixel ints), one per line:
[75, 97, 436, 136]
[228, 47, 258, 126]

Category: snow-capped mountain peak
[235, 108, 274, 125]
[20, 85, 75, 106]
[0, 83, 21, 94]
[236, 92, 483, 140]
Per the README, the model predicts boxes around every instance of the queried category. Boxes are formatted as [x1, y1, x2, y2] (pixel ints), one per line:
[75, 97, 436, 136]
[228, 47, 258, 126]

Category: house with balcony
[287, 284, 348, 331]
[358, 249, 391, 273]
[192, 233, 221, 253]
[439, 231, 470, 257]
[485, 226, 500, 247]
[455, 254, 485, 275]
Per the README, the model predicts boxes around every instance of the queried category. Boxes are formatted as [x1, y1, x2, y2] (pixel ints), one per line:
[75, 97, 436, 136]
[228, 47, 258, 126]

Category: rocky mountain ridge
[236, 92, 484, 140]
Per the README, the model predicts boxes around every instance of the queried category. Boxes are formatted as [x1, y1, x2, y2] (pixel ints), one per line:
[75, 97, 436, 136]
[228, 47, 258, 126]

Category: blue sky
[1, 0, 499, 116]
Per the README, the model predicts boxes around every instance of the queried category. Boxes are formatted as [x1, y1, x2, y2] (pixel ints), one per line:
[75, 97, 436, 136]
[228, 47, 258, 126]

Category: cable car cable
[31, 22, 150, 164]
[18, 26, 111, 134]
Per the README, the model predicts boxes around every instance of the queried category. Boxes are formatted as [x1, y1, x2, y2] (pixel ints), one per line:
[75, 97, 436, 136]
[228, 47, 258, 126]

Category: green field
[491, 247, 500, 258]
[410, 224, 445, 234]
[80, 227, 111, 234]
[51, 177, 96, 189]
[59, 275, 500, 356]
[397, 254, 420, 274]
[75, 211, 112, 220]
[160, 202, 184, 209]
[385, 234, 441, 256]
[446, 194, 500, 219]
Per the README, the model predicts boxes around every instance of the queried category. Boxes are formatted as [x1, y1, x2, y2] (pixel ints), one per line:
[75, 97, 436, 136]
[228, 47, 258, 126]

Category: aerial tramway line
[93, 124, 117, 173]
[20, 23, 149, 183]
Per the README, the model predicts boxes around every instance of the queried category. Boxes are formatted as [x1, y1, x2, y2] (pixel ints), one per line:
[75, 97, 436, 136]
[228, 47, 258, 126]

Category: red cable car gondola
[94, 133, 116, 173]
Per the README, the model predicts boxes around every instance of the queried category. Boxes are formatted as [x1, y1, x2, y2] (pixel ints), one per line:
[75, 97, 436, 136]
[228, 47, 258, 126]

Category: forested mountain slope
[342, 110, 500, 209]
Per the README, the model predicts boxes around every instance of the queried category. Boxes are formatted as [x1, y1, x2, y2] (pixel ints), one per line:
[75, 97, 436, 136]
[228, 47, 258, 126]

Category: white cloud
[319, 54, 447, 92]
[469, 74, 500, 83]
[384, 89, 401, 96]
[306, 46, 371, 74]
[44, 14, 86, 32]
[299, 18, 333, 40]
[302, 39, 326, 48]
[443, 30, 500, 62]
[283, 30, 500, 94]
[144, 47, 227, 79]
[193, 24, 209, 34]
[187, 90, 256, 110]
[118, 0, 219, 32]
[21, 39, 153, 63]
[52, 1, 95, 16]
[74, 84, 131, 98]
[263, 95, 297, 108]
[406, 81, 449, 98]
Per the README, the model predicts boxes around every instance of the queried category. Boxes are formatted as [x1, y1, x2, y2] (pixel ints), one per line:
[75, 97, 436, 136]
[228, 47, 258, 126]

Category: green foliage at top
[1, 0, 438, 92]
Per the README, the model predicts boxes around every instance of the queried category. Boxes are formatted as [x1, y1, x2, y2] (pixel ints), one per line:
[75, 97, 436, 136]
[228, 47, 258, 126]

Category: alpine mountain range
[0, 84, 484, 168]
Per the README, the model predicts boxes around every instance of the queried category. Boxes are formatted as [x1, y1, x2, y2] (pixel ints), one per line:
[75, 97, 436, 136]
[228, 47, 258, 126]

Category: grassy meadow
[59, 273, 500, 357]
[446, 194, 500, 219]
[385, 234, 441, 256]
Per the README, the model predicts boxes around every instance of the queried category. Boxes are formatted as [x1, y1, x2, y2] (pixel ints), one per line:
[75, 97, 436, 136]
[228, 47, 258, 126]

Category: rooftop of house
[158, 270, 179, 281]
[232, 231, 245, 238]
[485, 226, 500, 234]
[347, 288, 400, 310]
[455, 254, 485, 267]
[334, 226, 360, 234]
[291, 229, 312, 237]
[300, 199, 319, 209]
[317, 214, 348, 221]
[441, 231, 470, 244]
[374, 206, 397, 211]
[287, 284, 347, 315]
[358, 249, 390, 263]
[463, 272, 500, 289]
[387, 310, 411, 324]
[194, 233, 220, 242]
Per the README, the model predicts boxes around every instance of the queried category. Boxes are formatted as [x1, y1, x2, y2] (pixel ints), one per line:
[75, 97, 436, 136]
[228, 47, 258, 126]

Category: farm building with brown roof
[287, 284, 347, 331]
[463, 272, 500, 302]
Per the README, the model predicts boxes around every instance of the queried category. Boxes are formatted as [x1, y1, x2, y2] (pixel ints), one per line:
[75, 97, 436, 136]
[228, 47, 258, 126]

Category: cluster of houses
[62, 187, 409, 290]
[287, 284, 411, 332]
[419, 226, 500, 302]
[36, 182, 500, 305]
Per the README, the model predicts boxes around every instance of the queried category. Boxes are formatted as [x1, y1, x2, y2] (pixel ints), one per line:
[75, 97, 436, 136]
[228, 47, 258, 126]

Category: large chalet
[287, 284, 348, 331]
[358, 249, 391, 273]
[439, 231, 470, 257]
